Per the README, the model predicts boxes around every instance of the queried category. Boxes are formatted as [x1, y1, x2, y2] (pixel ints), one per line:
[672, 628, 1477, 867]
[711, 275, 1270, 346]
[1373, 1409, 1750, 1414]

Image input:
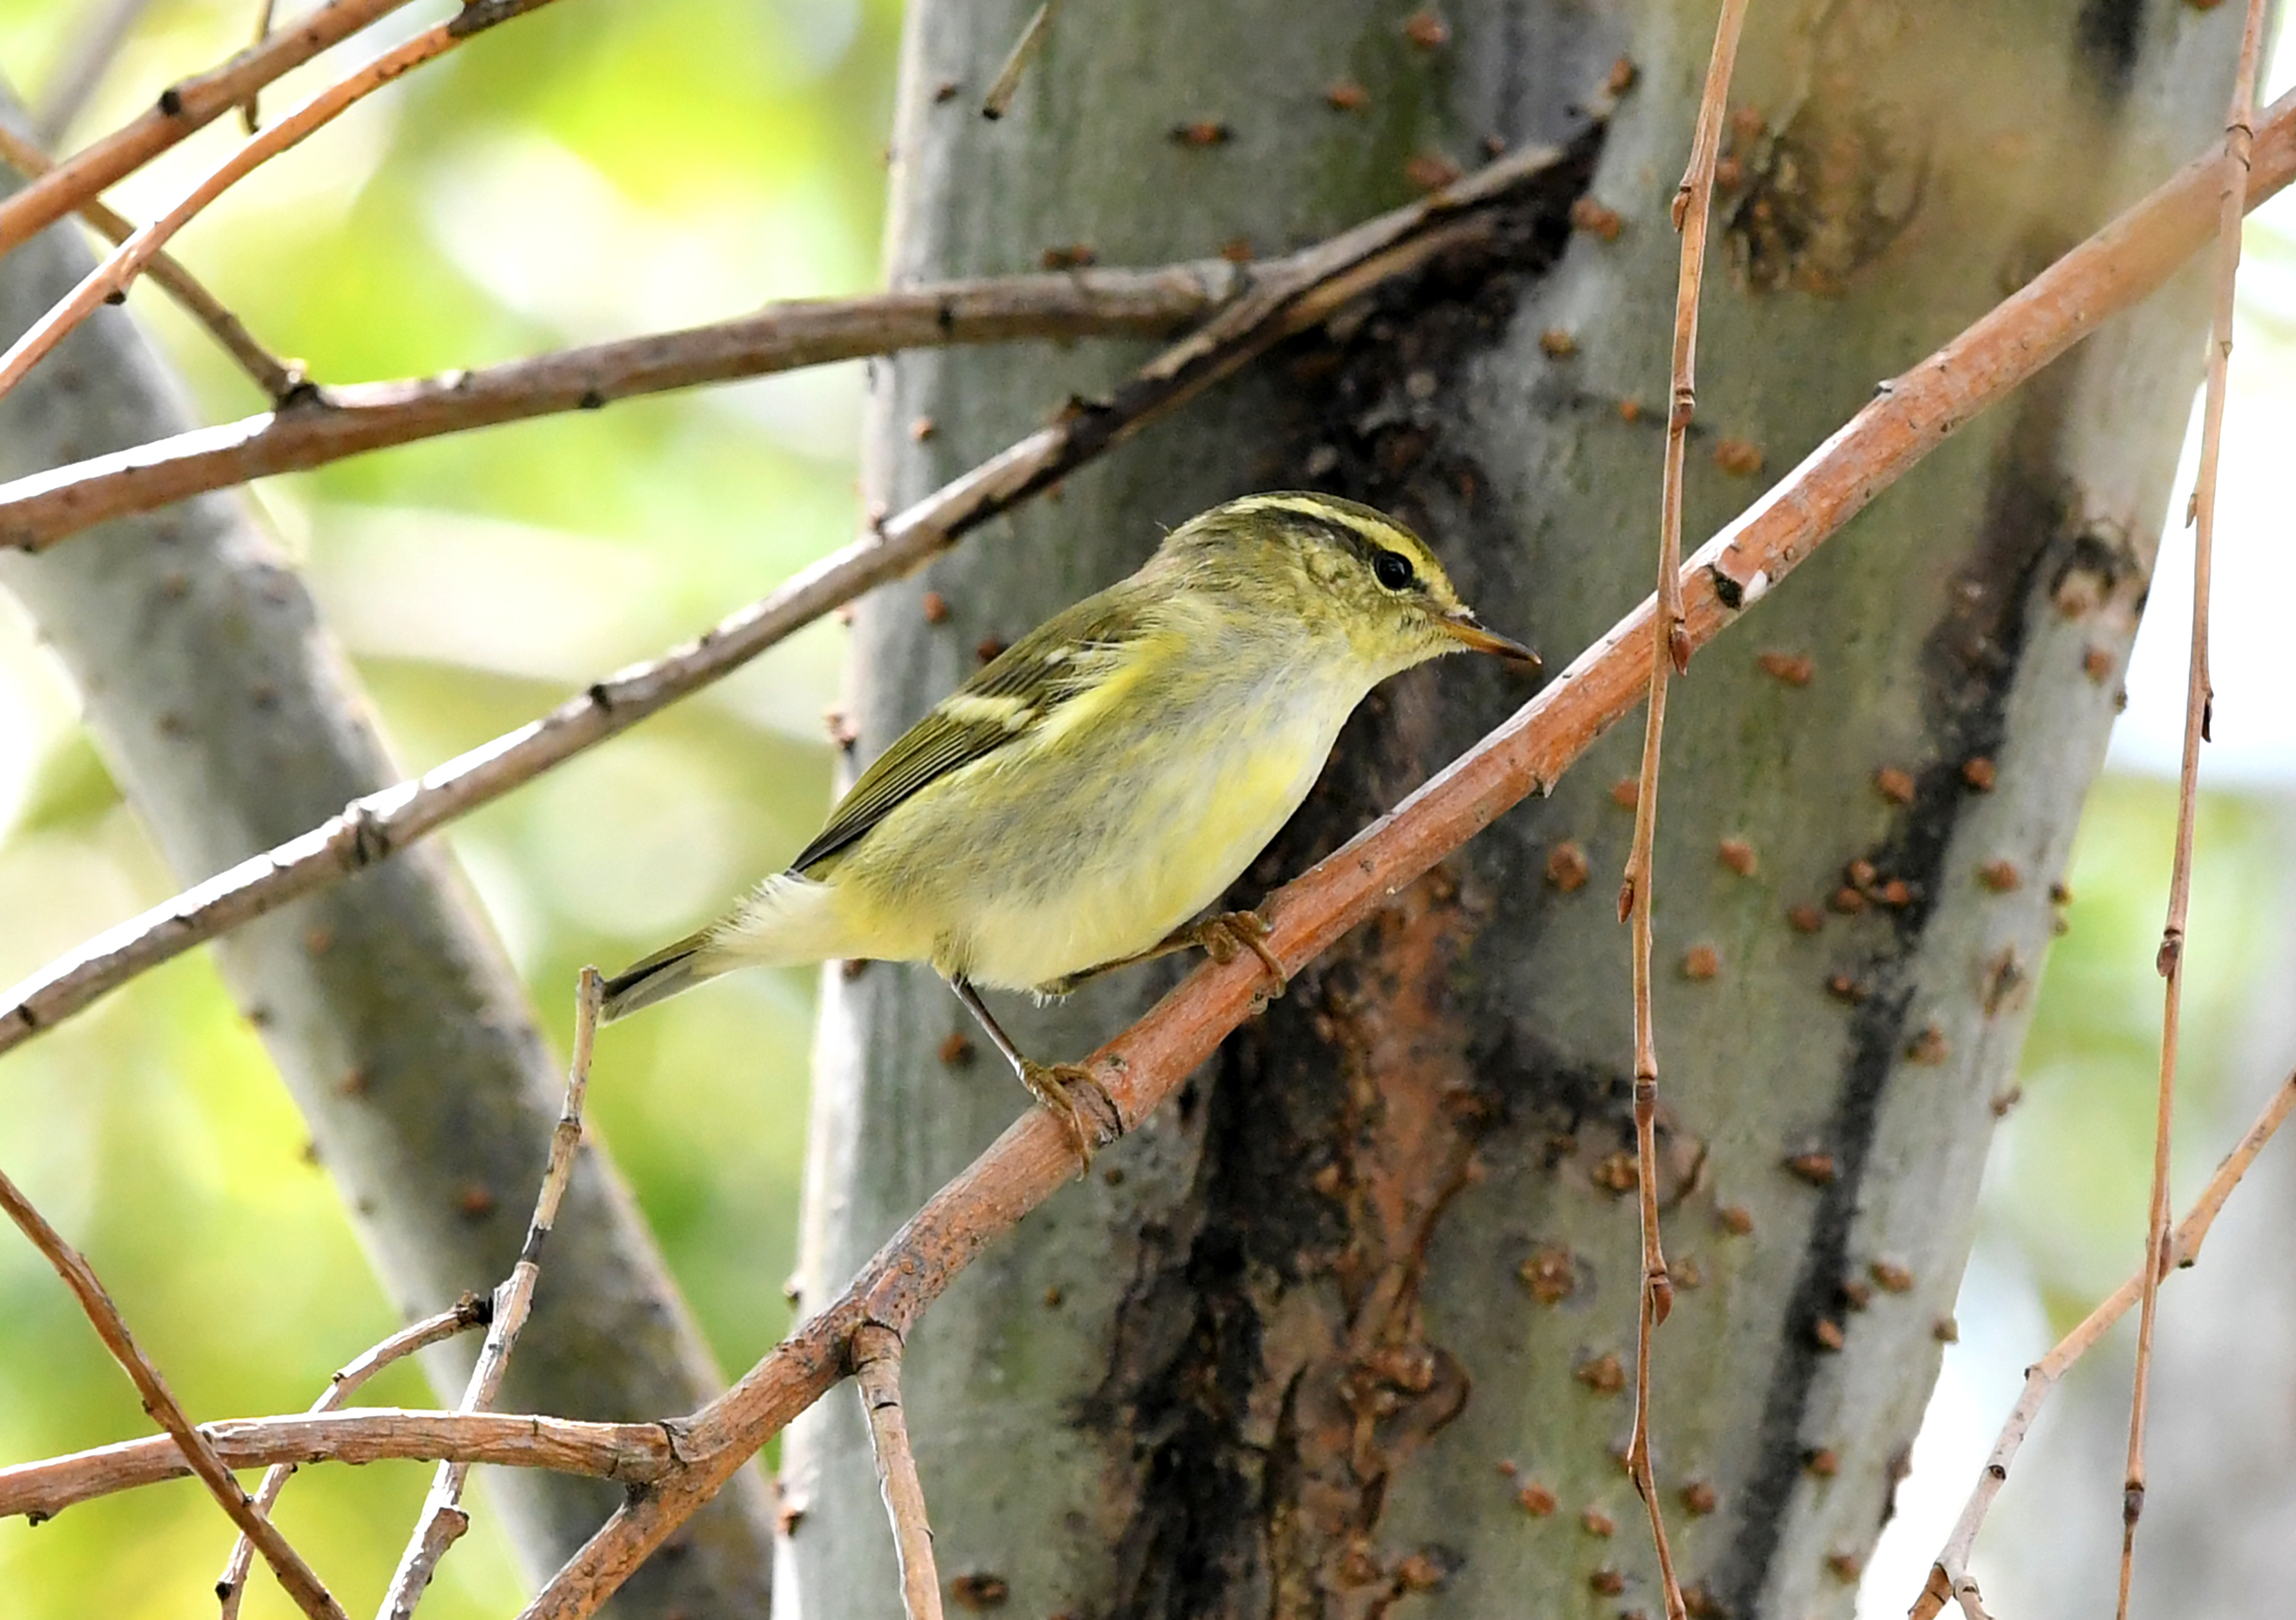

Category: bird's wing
[789, 587, 1153, 876]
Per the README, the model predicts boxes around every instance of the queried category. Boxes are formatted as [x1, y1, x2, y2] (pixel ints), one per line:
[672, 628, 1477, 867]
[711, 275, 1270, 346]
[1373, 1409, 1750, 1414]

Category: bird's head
[1161, 491, 1538, 680]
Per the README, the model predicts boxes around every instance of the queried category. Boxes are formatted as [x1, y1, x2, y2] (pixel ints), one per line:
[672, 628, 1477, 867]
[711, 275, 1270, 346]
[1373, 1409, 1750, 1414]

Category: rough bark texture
[784, 4, 2244, 1618]
[0, 182, 776, 1609]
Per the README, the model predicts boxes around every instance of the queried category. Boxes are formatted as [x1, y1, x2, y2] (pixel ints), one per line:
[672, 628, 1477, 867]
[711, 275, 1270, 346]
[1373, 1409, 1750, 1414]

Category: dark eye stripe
[1284, 509, 1414, 571]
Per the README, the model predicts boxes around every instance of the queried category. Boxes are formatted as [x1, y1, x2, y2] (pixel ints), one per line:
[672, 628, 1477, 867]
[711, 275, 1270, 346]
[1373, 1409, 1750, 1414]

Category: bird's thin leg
[946, 975, 1114, 1169]
[1046, 910, 1287, 998]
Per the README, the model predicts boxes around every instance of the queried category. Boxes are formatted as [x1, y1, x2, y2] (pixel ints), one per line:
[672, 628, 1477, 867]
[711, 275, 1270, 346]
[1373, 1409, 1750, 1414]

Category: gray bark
[782, 3, 2249, 1618]
[0, 177, 776, 1608]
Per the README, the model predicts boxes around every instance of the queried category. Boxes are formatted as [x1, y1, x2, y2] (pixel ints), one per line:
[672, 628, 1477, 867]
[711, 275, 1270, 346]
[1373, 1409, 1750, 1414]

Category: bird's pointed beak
[1440, 608, 1540, 669]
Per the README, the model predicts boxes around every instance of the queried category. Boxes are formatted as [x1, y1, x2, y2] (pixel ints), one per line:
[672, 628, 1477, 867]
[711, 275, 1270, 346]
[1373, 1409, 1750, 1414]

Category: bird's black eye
[1372, 549, 1416, 591]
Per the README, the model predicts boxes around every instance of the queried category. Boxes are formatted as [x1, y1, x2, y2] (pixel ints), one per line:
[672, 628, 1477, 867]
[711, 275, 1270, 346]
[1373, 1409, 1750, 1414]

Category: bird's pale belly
[832, 690, 1345, 992]
[963, 719, 1332, 989]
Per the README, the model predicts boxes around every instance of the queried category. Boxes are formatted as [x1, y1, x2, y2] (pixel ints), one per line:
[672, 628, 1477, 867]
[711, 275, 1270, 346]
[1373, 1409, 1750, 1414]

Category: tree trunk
[0, 166, 776, 1611]
[782, 3, 2245, 1617]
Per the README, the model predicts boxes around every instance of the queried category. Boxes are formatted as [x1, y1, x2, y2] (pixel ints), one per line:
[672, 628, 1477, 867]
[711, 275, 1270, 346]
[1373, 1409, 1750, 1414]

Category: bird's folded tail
[600, 930, 723, 1022]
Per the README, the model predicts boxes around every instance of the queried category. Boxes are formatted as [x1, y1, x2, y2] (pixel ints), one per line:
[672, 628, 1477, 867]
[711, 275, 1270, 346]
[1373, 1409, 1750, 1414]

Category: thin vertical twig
[1618, 8, 1748, 1617]
[980, 0, 1066, 120]
[0, 116, 304, 401]
[2118, 5, 2267, 1614]
[1912, 1060, 2296, 1620]
[241, 0, 283, 133]
[376, 968, 603, 1620]
[0, 1165, 347, 1620]
[215, 1298, 490, 1620]
[0, 0, 565, 412]
[852, 1325, 946, 1620]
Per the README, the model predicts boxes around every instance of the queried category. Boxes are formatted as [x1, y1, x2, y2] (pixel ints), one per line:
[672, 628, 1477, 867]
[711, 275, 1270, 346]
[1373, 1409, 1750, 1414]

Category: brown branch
[0, 0, 564, 412]
[1619, 10, 1747, 1619]
[215, 1301, 490, 1620]
[980, 0, 1066, 120]
[0, 115, 302, 401]
[378, 969, 603, 1619]
[0, 0, 420, 259]
[0, 1164, 347, 1620]
[0, 1408, 676, 1523]
[2119, 7, 2267, 1614]
[1911, 1060, 2296, 1620]
[0, 260, 1246, 551]
[517, 90, 2296, 1620]
[0, 133, 1590, 1063]
[852, 1326, 944, 1620]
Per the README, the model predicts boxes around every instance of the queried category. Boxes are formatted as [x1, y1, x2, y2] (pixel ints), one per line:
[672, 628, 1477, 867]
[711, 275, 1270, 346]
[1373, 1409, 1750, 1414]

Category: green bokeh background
[0, 6, 2287, 1619]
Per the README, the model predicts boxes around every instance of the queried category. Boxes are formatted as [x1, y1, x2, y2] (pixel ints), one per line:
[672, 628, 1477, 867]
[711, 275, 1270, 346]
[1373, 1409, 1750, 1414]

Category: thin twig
[0, 1165, 347, 1620]
[0, 1408, 677, 1521]
[0, 135, 1591, 1061]
[376, 969, 603, 1620]
[30, 0, 159, 144]
[1618, 8, 1747, 1617]
[215, 1299, 490, 1620]
[517, 94, 2296, 1619]
[0, 0, 420, 260]
[0, 0, 564, 412]
[241, 0, 283, 134]
[852, 1325, 944, 1620]
[2119, 6, 2267, 1613]
[0, 116, 303, 401]
[0, 260, 1249, 550]
[980, 0, 1066, 119]
[1911, 1060, 2296, 1620]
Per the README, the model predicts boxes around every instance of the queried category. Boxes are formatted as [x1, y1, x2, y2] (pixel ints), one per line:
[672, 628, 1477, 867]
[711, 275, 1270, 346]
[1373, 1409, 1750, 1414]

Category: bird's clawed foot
[1191, 909, 1287, 996]
[1021, 1060, 1120, 1174]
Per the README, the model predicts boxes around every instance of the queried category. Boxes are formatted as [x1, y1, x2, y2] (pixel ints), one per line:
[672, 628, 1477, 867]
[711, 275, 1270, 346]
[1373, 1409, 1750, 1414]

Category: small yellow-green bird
[601, 492, 1533, 1157]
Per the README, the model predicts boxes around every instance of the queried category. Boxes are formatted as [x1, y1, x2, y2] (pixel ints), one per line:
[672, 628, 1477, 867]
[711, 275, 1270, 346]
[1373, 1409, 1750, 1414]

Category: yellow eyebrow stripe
[1223, 492, 1414, 549]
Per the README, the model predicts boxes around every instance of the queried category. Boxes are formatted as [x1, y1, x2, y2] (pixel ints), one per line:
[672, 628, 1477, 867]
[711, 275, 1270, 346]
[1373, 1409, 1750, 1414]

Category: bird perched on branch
[601, 491, 1534, 1161]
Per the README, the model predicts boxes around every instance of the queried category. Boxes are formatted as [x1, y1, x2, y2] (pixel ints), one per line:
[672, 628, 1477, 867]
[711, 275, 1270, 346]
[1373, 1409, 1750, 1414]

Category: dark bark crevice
[1716, 356, 2128, 1611]
[1091, 132, 1602, 1620]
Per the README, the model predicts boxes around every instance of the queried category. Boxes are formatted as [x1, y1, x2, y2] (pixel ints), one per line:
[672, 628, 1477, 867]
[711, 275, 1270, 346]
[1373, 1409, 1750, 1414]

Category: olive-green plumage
[600, 493, 1531, 1046]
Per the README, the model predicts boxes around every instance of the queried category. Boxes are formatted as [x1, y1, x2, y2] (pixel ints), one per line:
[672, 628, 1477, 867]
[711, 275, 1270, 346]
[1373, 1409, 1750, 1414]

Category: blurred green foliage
[0, 5, 2288, 1620]
[0, 1, 898, 1615]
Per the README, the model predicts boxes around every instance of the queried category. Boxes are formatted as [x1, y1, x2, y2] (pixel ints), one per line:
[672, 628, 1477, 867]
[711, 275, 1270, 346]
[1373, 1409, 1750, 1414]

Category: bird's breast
[912, 655, 1363, 991]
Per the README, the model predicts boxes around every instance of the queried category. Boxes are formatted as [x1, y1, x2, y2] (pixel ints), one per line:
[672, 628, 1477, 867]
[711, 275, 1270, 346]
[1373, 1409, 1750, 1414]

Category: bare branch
[1618, 10, 1747, 1618]
[1, 1408, 678, 1522]
[0, 0, 564, 410]
[2118, 6, 2268, 1612]
[1911, 1060, 2296, 1620]
[0, 260, 1246, 551]
[0, 0, 420, 258]
[0, 115, 302, 401]
[378, 970, 604, 1619]
[0, 135, 1590, 1062]
[852, 1326, 944, 1620]
[517, 91, 2296, 1619]
[217, 1300, 489, 1620]
[0, 1164, 346, 1620]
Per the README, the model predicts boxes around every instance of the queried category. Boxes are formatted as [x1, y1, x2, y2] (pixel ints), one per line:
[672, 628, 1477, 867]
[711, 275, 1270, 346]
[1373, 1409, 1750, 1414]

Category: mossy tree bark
[785, 3, 2248, 1617]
